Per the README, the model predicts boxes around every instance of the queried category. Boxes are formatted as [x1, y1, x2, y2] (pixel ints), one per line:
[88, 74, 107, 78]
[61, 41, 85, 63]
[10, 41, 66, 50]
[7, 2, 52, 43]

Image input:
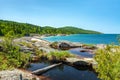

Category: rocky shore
[0, 36, 107, 80]
[0, 69, 40, 80]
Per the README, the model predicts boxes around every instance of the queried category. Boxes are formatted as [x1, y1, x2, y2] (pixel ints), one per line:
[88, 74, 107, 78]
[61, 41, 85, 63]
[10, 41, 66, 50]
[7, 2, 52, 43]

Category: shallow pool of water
[28, 62, 99, 80]
[69, 48, 94, 58]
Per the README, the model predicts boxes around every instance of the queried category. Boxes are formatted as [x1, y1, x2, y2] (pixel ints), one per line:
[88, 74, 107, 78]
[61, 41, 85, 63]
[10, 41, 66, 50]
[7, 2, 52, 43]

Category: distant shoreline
[42, 34, 119, 45]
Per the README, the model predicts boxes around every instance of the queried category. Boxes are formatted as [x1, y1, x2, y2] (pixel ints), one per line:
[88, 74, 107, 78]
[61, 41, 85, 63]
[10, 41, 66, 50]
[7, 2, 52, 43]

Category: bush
[94, 45, 120, 80]
[0, 37, 31, 70]
[47, 51, 74, 61]
[50, 42, 58, 49]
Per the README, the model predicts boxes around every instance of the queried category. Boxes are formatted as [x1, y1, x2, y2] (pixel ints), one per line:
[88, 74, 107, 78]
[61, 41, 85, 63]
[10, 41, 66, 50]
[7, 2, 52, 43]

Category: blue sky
[0, 0, 120, 33]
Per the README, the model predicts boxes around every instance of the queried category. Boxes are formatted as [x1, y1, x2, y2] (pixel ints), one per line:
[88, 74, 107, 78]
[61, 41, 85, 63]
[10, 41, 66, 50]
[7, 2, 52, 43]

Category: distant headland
[0, 19, 101, 36]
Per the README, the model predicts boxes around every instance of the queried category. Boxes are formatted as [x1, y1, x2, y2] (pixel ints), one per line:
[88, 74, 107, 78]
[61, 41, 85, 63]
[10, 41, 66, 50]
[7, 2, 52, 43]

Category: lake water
[28, 34, 120, 80]
[69, 48, 94, 58]
[43, 34, 119, 44]
[28, 62, 99, 80]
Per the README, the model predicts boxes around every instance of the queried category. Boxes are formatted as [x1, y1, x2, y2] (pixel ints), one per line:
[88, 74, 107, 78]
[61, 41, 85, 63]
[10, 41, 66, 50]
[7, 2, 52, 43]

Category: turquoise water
[43, 34, 119, 44]
[36, 34, 119, 80]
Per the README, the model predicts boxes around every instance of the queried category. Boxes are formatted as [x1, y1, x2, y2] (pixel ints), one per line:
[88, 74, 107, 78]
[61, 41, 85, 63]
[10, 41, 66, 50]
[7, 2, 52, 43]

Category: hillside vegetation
[0, 20, 101, 36]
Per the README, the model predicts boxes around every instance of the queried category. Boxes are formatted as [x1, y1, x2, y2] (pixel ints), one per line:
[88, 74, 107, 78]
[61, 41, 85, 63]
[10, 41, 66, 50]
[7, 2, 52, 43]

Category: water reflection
[69, 48, 94, 58]
[28, 62, 99, 80]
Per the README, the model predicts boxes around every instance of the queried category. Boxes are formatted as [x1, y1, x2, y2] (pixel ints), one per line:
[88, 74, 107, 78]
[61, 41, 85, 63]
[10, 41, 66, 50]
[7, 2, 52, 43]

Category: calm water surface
[43, 34, 119, 44]
[28, 62, 99, 80]
[28, 34, 116, 80]
[69, 48, 94, 58]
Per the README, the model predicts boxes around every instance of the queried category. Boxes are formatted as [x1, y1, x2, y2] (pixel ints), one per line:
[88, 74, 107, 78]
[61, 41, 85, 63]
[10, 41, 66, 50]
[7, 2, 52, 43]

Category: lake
[43, 34, 119, 44]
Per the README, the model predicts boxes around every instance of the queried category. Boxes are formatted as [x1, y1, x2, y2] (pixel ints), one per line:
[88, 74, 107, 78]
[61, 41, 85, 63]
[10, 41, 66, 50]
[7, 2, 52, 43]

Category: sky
[0, 0, 120, 33]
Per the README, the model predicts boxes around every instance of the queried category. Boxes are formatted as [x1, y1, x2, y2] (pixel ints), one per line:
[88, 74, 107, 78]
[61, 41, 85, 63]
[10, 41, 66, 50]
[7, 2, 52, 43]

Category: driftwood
[32, 63, 62, 75]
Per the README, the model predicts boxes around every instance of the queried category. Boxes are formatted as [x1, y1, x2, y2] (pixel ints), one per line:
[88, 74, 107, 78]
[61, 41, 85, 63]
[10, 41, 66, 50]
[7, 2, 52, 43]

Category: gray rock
[50, 41, 83, 50]
[59, 42, 71, 50]
[96, 44, 106, 49]
[0, 69, 40, 80]
[20, 46, 34, 53]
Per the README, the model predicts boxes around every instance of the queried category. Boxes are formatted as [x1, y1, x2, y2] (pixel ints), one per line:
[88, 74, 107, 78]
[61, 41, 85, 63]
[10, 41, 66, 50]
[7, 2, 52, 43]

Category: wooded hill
[0, 20, 101, 36]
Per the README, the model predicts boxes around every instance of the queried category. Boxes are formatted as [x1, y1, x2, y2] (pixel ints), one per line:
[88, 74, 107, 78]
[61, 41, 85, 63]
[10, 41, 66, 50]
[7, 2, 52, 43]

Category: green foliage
[47, 51, 74, 61]
[0, 20, 101, 36]
[34, 47, 47, 58]
[58, 26, 101, 34]
[0, 37, 31, 70]
[50, 42, 58, 49]
[94, 45, 120, 80]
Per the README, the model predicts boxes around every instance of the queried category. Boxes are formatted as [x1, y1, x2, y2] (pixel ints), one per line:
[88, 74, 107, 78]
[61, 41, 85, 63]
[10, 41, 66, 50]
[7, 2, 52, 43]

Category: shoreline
[41, 34, 119, 45]
[0, 35, 111, 80]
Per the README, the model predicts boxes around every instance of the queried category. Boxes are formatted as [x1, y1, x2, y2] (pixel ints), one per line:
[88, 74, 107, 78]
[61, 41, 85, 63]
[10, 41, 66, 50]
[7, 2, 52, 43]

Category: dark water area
[69, 48, 94, 58]
[29, 34, 109, 80]
[27, 48, 98, 80]
[28, 62, 99, 80]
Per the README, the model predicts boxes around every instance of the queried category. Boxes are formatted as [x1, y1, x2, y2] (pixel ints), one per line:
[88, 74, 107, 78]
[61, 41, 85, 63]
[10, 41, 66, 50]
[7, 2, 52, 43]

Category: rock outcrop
[65, 57, 97, 68]
[14, 37, 54, 54]
[0, 69, 40, 80]
[50, 41, 83, 50]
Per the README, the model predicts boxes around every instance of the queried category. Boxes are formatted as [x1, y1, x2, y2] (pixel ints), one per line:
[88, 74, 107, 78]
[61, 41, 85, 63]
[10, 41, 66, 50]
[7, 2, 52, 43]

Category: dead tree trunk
[32, 63, 62, 75]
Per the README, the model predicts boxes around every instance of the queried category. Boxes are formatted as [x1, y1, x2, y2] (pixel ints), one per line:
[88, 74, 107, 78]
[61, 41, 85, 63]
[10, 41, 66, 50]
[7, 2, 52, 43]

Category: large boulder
[59, 42, 71, 50]
[66, 58, 97, 68]
[50, 41, 83, 50]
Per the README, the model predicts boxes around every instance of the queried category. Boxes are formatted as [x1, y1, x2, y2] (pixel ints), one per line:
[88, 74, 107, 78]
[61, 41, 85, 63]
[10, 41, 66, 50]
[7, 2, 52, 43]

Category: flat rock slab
[66, 58, 97, 67]
[0, 69, 40, 80]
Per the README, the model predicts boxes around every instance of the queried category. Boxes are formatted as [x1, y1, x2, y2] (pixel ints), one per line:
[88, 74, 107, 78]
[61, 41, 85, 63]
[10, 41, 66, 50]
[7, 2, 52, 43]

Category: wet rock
[80, 49, 89, 52]
[50, 41, 83, 50]
[73, 61, 91, 67]
[65, 58, 97, 68]
[59, 42, 71, 50]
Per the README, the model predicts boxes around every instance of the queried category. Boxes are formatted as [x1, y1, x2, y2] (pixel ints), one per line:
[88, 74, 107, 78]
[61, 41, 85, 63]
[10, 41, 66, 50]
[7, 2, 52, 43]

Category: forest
[0, 20, 101, 36]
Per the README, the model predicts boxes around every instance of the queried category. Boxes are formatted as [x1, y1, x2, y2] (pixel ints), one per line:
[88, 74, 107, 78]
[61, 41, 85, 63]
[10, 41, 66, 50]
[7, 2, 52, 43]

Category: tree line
[0, 20, 101, 36]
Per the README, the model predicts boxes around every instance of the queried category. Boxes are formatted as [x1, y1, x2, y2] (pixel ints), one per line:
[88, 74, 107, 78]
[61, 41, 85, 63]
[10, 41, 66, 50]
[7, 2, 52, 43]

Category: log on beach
[32, 63, 62, 75]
